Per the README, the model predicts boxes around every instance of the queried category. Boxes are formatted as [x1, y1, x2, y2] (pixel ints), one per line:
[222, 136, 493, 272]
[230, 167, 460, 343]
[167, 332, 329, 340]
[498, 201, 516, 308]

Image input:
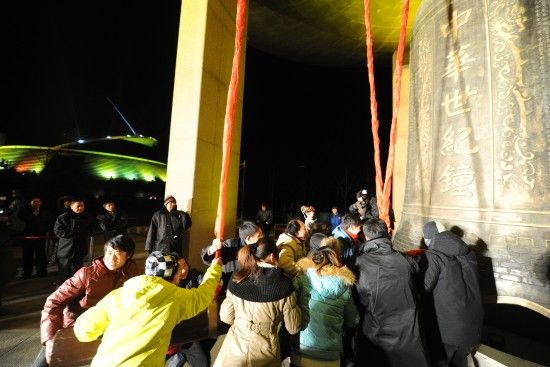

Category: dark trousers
[279, 324, 292, 362]
[31, 346, 48, 367]
[437, 344, 470, 367]
[166, 339, 216, 367]
[22, 239, 47, 277]
[57, 255, 83, 283]
[341, 326, 357, 367]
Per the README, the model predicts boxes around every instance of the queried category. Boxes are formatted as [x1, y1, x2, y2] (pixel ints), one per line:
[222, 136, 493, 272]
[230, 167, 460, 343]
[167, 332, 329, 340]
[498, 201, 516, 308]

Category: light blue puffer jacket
[293, 258, 359, 361]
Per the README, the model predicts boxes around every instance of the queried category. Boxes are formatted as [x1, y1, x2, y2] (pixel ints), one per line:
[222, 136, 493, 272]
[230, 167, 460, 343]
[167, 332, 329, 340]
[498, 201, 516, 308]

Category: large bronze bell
[394, 0, 550, 315]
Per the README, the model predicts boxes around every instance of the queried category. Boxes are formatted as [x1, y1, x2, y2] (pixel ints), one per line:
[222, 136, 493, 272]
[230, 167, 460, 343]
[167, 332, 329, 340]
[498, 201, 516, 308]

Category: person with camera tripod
[145, 195, 192, 257]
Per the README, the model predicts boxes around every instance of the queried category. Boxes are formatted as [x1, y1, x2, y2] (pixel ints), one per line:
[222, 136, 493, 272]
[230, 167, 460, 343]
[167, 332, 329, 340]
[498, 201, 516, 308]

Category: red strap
[363, 0, 410, 232]
[214, 0, 247, 258]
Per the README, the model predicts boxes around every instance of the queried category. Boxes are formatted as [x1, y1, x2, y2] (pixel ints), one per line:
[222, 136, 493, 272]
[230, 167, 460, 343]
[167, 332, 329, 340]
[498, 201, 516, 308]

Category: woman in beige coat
[214, 237, 301, 367]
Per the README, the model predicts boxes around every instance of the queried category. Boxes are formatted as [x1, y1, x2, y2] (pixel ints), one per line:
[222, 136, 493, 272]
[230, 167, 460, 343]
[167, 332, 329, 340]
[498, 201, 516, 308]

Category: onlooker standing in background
[6, 189, 27, 233]
[329, 206, 342, 232]
[53, 198, 96, 282]
[96, 198, 128, 241]
[20, 196, 52, 279]
[145, 195, 192, 257]
[349, 189, 378, 220]
[301, 205, 318, 233]
[0, 221, 17, 315]
[256, 202, 273, 238]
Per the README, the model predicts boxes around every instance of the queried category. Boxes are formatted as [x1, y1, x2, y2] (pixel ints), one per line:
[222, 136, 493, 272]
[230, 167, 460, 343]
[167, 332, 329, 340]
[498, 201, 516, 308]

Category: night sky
[4, 0, 393, 220]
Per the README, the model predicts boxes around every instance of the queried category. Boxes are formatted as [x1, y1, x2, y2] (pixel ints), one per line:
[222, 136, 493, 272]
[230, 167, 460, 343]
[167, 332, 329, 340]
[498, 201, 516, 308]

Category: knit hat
[309, 233, 327, 251]
[145, 251, 179, 278]
[164, 195, 176, 205]
[422, 221, 446, 240]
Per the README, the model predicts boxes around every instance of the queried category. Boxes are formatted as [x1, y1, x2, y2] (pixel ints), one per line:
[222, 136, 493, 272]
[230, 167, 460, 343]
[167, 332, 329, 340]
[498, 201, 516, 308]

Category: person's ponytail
[233, 237, 278, 283]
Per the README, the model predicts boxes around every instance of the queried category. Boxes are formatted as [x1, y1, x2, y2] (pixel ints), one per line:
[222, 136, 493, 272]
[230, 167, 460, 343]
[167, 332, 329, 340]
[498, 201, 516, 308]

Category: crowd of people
[1, 188, 483, 367]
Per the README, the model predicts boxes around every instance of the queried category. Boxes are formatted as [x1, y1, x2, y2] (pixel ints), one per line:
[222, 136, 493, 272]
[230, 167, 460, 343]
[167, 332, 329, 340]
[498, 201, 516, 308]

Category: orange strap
[363, 0, 410, 231]
[214, 0, 247, 257]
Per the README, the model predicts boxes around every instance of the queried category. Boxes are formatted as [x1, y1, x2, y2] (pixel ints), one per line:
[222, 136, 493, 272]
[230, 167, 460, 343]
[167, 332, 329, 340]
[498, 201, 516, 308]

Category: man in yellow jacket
[74, 251, 222, 367]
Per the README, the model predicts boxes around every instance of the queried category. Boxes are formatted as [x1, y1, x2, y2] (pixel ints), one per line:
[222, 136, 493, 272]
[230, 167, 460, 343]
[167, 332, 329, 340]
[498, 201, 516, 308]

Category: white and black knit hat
[145, 251, 178, 278]
[422, 221, 446, 240]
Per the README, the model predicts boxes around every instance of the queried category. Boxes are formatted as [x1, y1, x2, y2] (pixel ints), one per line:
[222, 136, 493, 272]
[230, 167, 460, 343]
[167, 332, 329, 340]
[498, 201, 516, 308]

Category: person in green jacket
[293, 242, 359, 367]
[74, 251, 222, 367]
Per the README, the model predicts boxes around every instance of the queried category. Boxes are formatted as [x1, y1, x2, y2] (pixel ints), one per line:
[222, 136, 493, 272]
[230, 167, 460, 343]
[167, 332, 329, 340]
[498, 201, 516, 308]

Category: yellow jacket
[276, 232, 306, 277]
[74, 263, 222, 367]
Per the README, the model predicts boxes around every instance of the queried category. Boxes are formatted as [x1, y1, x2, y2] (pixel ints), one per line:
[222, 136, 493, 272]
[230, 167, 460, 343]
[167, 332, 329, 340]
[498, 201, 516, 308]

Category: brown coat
[40, 256, 140, 344]
[214, 266, 301, 367]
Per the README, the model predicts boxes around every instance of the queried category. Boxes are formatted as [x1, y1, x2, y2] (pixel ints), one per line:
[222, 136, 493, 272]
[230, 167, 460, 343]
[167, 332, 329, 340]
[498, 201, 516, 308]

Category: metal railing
[15, 233, 96, 264]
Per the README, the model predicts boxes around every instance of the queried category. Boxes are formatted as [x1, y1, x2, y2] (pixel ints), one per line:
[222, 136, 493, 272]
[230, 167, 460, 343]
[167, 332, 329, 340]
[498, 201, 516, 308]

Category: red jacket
[40, 256, 141, 344]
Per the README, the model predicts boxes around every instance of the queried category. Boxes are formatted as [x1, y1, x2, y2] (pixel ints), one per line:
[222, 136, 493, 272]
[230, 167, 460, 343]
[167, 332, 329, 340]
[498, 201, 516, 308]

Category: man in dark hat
[145, 195, 192, 257]
[420, 220, 483, 367]
[53, 197, 96, 282]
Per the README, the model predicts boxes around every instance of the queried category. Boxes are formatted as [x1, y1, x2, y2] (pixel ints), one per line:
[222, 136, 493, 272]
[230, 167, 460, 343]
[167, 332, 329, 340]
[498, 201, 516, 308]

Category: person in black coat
[145, 195, 192, 257]
[20, 196, 52, 278]
[420, 221, 483, 367]
[96, 199, 128, 241]
[200, 221, 262, 294]
[255, 202, 273, 238]
[348, 189, 378, 220]
[354, 219, 429, 367]
[53, 198, 96, 282]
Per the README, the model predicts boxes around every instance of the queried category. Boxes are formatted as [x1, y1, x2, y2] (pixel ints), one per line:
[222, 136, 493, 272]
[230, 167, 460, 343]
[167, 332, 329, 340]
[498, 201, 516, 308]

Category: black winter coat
[96, 209, 128, 240]
[145, 208, 192, 256]
[21, 207, 52, 236]
[355, 237, 429, 367]
[53, 211, 96, 259]
[201, 237, 243, 292]
[421, 231, 483, 347]
[349, 196, 379, 220]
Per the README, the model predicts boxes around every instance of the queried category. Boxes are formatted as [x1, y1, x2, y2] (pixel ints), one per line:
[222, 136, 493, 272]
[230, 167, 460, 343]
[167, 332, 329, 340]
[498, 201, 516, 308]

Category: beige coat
[214, 282, 301, 366]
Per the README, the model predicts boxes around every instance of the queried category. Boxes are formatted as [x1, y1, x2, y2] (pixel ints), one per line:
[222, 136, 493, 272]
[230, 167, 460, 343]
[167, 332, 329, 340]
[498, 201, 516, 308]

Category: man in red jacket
[34, 235, 140, 366]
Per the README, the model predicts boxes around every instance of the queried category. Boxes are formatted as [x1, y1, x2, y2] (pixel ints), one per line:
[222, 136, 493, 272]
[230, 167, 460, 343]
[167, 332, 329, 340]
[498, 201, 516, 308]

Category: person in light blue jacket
[293, 241, 359, 367]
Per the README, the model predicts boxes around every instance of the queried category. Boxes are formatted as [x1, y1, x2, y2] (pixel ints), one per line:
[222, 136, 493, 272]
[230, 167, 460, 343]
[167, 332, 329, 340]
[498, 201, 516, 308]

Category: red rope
[363, 0, 384, 221]
[363, 0, 410, 231]
[214, 0, 247, 254]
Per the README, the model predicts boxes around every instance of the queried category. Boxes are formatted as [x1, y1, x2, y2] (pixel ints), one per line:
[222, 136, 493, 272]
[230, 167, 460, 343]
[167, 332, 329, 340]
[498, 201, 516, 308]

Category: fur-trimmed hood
[296, 257, 356, 286]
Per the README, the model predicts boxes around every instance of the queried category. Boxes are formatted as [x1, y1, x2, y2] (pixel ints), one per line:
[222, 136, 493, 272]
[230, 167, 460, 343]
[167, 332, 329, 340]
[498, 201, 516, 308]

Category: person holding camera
[145, 195, 192, 257]
[349, 189, 379, 221]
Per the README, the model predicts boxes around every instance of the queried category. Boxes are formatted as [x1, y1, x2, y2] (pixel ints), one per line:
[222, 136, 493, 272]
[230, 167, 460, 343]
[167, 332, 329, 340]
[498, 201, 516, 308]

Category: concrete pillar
[392, 51, 410, 230]
[166, 0, 247, 268]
